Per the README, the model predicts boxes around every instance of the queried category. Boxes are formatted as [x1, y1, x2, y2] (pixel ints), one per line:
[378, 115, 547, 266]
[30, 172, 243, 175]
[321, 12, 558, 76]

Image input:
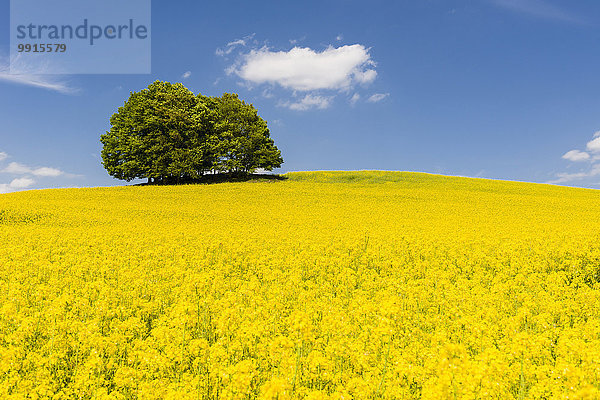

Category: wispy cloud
[216, 33, 256, 57]
[289, 36, 306, 46]
[367, 93, 390, 103]
[548, 166, 600, 184]
[2, 162, 65, 177]
[182, 71, 192, 79]
[279, 94, 333, 111]
[0, 72, 77, 94]
[262, 88, 274, 99]
[349, 93, 361, 105]
[0, 54, 78, 94]
[490, 0, 586, 24]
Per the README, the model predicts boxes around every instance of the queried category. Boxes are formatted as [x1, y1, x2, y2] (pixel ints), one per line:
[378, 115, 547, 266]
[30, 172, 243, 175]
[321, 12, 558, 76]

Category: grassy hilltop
[1, 171, 600, 399]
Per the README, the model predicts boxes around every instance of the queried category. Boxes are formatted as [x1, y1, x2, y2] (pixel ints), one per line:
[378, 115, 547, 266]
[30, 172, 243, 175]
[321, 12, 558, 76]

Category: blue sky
[2, 0, 600, 192]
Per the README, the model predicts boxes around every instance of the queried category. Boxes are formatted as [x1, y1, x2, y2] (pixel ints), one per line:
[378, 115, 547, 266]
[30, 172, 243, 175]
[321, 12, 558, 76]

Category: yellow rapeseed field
[1, 171, 600, 399]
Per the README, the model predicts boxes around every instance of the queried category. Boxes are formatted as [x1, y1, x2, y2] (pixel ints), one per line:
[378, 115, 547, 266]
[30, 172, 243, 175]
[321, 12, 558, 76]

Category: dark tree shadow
[133, 173, 288, 186]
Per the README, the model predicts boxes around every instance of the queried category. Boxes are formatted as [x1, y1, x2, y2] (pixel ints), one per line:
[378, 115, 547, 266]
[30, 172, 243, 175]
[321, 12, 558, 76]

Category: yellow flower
[1, 171, 600, 398]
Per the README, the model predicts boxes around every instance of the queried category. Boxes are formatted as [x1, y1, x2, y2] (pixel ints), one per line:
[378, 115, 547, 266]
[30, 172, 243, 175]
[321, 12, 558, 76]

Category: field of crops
[1, 171, 600, 399]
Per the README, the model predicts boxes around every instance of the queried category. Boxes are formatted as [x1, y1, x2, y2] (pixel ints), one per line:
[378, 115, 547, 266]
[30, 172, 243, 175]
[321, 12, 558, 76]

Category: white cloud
[586, 136, 600, 153]
[0, 153, 77, 193]
[550, 132, 600, 184]
[182, 71, 192, 79]
[355, 69, 377, 84]
[2, 161, 64, 177]
[32, 167, 64, 177]
[336, 34, 343, 41]
[0, 177, 35, 194]
[3, 162, 30, 174]
[367, 93, 390, 103]
[281, 94, 333, 111]
[233, 44, 377, 92]
[219, 39, 383, 111]
[490, 0, 585, 24]
[562, 150, 590, 162]
[10, 177, 35, 188]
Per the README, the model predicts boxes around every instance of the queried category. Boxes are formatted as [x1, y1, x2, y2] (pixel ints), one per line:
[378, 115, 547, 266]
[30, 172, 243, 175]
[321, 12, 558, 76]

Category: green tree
[100, 81, 212, 183]
[101, 82, 283, 183]
[210, 93, 283, 174]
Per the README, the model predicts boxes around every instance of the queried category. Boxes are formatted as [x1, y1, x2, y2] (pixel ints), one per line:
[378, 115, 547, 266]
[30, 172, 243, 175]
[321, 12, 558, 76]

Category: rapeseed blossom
[0, 171, 599, 399]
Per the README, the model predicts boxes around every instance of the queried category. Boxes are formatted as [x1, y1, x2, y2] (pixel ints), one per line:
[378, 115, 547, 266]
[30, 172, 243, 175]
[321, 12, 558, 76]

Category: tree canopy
[100, 81, 283, 183]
